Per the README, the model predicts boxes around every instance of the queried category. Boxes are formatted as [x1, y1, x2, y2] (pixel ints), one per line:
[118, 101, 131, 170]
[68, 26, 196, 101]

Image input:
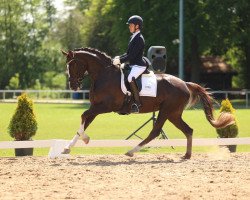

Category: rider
[112, 15, 147, 113]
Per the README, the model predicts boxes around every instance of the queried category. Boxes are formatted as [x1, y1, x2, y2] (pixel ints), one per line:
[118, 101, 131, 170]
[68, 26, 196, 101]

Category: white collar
[130, 31, 140, 42]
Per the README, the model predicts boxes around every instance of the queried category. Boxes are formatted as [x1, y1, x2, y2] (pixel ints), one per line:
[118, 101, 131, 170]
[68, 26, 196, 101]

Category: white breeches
[128, 65, 146, 82]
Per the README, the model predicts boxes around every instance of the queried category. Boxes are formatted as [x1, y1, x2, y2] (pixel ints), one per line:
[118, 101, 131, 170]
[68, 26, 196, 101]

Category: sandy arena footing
[0, 152, 249, 200]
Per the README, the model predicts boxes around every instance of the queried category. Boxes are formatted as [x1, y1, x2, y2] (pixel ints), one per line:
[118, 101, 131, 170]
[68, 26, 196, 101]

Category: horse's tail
[186, 82, 235, 129]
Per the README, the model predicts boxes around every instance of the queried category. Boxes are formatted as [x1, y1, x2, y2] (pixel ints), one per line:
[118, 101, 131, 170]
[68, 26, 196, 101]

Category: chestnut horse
[62, 48, 234, 159]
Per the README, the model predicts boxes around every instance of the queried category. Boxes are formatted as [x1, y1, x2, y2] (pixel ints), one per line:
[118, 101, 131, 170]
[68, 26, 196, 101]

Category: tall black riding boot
[129, 79, 141, 113]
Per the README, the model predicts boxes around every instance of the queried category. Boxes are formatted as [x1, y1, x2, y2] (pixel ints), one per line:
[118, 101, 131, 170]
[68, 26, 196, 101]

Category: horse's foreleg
[63, 103, 111, 154]
[62, 132, 81, 154]
[78, 122, 89, 144]
[78, 115, 96, 144]
[62, 112, 96, 154]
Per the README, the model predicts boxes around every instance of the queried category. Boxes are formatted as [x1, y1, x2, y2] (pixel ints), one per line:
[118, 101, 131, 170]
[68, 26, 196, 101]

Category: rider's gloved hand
[113, 58, 121, 65]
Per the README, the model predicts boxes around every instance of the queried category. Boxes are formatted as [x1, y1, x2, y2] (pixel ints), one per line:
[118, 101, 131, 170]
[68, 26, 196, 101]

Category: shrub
[8, 93, 38, 141]
[216, 99, 238, 138]
[6, 73, 20, 89]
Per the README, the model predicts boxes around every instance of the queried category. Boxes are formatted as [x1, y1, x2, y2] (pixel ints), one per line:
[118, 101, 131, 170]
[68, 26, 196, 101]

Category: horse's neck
[90, 65, 120, 84]
[78, 51, 119, 83]
[87, 65, 103, 81]
[79, 52, 105, 80]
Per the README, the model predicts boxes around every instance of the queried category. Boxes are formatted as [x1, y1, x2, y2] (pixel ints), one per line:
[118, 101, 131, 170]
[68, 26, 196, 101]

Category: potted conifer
[8, 93, 38, 156]
[216, 99, 238, 152]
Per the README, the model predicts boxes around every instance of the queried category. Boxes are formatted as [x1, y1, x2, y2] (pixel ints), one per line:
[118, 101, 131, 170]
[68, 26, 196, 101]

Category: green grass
[0, 103, 249, 156]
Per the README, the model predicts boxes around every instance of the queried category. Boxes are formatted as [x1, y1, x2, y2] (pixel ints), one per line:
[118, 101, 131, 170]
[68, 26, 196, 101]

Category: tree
[232, 1, 250, 88]
[0, 0, 23, 88]
[6, 73, 20, 89]
[204, 0, 250, 88]
[1, 0, 249, 89]
[57, 11, 83, 50]
[0, 0, 58, 89]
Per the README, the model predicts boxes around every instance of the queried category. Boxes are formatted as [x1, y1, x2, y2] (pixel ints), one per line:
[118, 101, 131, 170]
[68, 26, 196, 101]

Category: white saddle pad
[120, 69, 157, 97]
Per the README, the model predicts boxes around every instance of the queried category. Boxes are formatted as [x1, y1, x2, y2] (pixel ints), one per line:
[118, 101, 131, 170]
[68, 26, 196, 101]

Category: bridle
[67, 57, 88, 89]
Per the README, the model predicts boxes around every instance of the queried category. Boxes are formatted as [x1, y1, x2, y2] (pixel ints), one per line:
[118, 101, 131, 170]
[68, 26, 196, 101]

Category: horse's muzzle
[69, 81, 79, 91]
[69, 77, 83, 91]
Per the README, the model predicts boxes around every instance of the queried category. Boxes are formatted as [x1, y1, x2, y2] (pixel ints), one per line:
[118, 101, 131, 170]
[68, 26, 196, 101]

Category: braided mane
[75, 47, 112, 65]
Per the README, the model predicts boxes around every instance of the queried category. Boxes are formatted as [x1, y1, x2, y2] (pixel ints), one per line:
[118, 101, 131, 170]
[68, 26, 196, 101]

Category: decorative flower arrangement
[216, 99, 238, 152]
[8, 93, 38, 141]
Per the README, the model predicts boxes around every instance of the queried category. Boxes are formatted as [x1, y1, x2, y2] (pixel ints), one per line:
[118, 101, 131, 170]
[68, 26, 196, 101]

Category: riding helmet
[126, 15, 143, 28]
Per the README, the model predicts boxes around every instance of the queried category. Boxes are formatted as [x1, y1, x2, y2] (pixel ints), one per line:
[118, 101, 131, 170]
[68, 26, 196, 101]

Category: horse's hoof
[61, 148, 70, 154]
[182, 153, 191, 159]
[125, 152, 134, 157]
[83, 136, 90, 144]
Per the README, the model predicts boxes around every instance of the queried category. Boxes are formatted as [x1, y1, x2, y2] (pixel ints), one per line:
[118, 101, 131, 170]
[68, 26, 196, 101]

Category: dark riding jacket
[119, 32, 147, 66]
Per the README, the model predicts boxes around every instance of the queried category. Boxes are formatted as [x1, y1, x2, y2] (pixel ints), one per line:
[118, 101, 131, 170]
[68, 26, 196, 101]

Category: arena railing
[0, 89, 90, 103]
[0, 138, 250, 158]
[0, 89, 249, 107]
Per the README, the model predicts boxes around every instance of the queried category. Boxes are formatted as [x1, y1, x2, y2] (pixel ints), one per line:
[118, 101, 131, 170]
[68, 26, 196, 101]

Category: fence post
[246, 92, 249, 108]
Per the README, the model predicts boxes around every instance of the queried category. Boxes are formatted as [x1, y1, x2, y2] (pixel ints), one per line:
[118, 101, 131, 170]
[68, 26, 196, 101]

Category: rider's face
[129, 23, 138, 33]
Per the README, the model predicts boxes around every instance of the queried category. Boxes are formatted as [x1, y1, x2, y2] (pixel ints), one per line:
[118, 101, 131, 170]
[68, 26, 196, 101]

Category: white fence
[0, 89, 89, 100]
[1, 138, 250, 158]
[0, 89, 249, 107]
[212, 90, 249, 108]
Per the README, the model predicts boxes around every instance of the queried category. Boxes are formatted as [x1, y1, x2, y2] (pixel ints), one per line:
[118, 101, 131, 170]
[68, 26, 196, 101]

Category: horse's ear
[68, 50, 74, 58]
[61, 50, 68, 56]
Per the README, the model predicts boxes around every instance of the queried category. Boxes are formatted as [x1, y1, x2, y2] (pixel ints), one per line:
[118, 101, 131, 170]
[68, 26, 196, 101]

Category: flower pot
[227, 145, 237, 153]
[15, 148, 33, 156]
[217, 136, 237, 153]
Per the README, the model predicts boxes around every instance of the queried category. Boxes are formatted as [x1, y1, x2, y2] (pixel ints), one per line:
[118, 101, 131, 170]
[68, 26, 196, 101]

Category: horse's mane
[74, 47, 112, 65]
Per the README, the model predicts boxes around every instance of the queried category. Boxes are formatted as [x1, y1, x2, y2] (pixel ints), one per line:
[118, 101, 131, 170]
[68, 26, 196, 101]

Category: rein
[67, 51, 117, 89]
[67, 58, 88, 89]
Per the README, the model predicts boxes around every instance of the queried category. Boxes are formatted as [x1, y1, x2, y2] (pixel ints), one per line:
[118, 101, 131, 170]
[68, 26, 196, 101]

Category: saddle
[122, 56, 151, 92]
[118, 58, 157, 115]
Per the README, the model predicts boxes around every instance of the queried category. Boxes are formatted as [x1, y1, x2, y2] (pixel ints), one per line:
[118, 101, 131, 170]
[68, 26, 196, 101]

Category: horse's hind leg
[168, 115, 193, 159]
[125, 110, 168, 157]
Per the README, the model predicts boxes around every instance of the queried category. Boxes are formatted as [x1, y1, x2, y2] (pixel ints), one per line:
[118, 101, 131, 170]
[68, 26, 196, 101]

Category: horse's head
[62, 50, 88, 91]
